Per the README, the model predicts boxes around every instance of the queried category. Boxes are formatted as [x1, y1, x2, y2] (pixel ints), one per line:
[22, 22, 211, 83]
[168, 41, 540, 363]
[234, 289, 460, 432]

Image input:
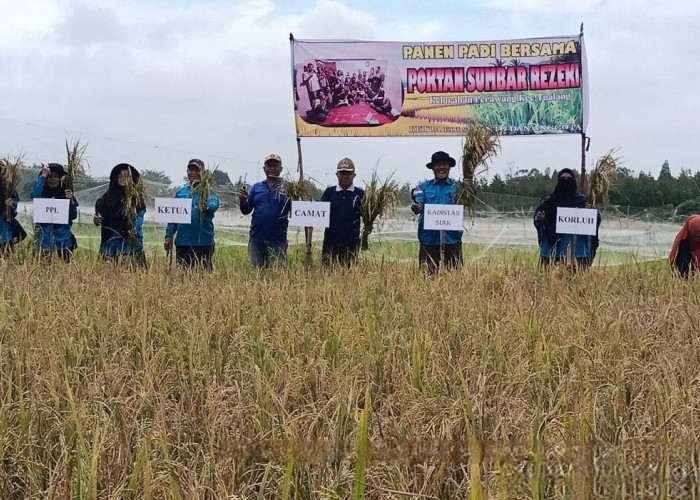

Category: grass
[0, 235, 697, 497]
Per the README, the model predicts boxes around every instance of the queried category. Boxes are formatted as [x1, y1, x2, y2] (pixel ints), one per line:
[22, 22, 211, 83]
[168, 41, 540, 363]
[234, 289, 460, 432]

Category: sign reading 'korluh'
[555, 207, 598, 236]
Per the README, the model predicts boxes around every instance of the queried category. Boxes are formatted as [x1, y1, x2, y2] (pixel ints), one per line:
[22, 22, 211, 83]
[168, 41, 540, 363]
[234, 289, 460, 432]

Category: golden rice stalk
[123, 166, 147, 244]
[65, 140, 88, 192]
[360, 169, 399, 250]
[587, 149, 620, 207]
[0, 154, 24, 220]
[457, 126, 500, 215]
[192, 163, 218, 226]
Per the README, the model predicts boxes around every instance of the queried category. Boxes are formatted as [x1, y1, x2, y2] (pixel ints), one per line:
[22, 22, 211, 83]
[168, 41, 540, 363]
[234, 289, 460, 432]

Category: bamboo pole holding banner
[290, 33, 314, 270]
[297, 137, 313, 270]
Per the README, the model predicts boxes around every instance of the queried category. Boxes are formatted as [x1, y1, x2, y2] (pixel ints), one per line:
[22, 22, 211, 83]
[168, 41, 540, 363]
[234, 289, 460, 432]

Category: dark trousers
[322, 240, 359, 268]
[539, 256, 592, 273]
[176, 245, 214, 271]
[41, 249, 73, 263]
[419, 243, 463, 275]
[102, 250, 148, 269]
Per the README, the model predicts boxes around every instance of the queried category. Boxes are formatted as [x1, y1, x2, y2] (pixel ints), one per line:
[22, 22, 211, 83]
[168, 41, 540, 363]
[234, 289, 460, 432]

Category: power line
[0, 115, 260, 166]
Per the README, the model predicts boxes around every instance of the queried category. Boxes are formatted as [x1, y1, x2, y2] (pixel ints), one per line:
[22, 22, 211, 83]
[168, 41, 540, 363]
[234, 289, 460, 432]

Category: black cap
[426, 151, 456, 169]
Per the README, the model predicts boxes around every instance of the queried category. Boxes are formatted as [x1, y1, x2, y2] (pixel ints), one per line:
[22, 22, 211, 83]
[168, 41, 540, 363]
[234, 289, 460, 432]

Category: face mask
[555, 177, 576, 197]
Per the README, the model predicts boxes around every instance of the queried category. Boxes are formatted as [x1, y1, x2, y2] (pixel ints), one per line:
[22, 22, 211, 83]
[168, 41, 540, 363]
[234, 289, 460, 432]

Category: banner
[291, 35, 586, 137]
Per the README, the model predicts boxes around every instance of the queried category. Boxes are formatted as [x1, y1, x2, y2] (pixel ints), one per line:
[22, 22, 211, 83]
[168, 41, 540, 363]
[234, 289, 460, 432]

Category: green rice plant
[457, 125, 500, 215]
[353, 386, 371, 500]
[360, 169, 399, 250]
[587, 149, 620, 206]
[0, 154, 24, 220]
[65, 140, 88, 192]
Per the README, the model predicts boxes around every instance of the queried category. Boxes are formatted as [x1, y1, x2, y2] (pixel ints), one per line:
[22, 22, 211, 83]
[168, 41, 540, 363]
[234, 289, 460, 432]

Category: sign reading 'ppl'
[556, 207, 598, 236]
[33, 198, 70, 224]
[155, 198, 192, 224]
[423, 204, 464, 231]
[290, 201, 331, 228]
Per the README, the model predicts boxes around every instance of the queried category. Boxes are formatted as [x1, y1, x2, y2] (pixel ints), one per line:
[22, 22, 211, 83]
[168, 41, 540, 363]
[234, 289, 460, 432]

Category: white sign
[155, 198, 192, 224]
[423, 204, 464, 230]
[33, 198, 70, 224]
[555, 207, 598, 236]
[290, 201, 330, 228]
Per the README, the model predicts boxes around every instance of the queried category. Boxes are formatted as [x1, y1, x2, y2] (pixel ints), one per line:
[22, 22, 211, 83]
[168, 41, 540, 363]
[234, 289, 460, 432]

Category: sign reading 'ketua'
[290, 201, 331, 228]
[555, 207, 598, 236]
[33, 198, 70, 224]
[155, 198, 192, 224]
[423, 204, 464, 231]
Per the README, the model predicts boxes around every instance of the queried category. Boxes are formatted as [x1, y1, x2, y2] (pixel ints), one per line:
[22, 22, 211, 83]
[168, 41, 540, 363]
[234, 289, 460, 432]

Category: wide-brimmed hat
[426, 151, 456, 169]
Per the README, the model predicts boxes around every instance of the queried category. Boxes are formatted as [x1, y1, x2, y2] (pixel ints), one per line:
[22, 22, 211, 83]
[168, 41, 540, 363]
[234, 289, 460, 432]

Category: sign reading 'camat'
[290, 201, 331, 228]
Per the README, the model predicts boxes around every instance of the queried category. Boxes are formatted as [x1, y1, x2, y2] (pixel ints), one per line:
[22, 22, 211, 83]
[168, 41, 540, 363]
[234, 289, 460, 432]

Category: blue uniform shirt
[165, 184, 220, 246]
[240, 180, 290, 242]
[30, 177, 78, 251]
[414, 178, 463, 246]
[0, 194, 19, 245]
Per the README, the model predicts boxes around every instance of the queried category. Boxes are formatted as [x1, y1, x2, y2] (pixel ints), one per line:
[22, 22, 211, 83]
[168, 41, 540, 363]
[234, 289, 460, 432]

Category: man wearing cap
[164, 159, 220, 270]
[239, 154, 291, 268]
[320, 158, 365, 267]
[410, 151, 466, 274]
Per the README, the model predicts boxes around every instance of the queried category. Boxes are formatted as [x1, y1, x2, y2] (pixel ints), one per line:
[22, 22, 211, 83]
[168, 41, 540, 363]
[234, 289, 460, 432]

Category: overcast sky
[2, 0, 698, 188]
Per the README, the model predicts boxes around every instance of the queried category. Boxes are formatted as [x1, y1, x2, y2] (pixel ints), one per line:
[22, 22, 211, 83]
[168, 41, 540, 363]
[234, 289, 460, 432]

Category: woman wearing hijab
[93, 163, 147, 267]
[30, 163, 79, 262]
[0, 165, 25, 257]
[669, 215, 700, 278]
[534, 168, 601, 269]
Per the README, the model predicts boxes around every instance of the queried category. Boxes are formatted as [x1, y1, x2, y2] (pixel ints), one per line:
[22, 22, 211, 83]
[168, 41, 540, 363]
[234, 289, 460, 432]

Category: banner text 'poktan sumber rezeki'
[291, 35, 588, 137]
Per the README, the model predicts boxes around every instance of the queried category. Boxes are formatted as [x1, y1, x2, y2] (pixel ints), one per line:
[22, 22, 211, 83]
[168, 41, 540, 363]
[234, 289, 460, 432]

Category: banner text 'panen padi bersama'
[291, 36, 588, 137]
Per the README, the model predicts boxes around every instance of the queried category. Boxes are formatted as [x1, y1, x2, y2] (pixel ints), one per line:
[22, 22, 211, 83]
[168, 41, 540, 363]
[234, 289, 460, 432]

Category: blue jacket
[0, 194, 19, 245]
[98, 207, 145, 256]
[321, 186, 364, 244]
[165, 184, 220, 246]
[30, 177, 78, 251]
[240, 180, 290, 242]
[413, 178, 463, 246]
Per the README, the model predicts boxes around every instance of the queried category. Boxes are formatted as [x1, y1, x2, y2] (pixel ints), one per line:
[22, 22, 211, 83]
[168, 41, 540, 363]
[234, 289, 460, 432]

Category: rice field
[1, 236, 698, 498]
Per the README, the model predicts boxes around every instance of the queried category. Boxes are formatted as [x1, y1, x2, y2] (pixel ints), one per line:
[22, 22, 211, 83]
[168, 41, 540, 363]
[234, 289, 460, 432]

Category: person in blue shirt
[164, 159, 220, 271]
[238, 153, 291, 269]
[410, 151, 467, 274]
[0, 165, 24, 257]
[320, 158, 364, 267]
[238, 154, 292, 269]
[93, 164, 147, 268]
[534, 168, 601, 271]
[30, 163, 79, 262]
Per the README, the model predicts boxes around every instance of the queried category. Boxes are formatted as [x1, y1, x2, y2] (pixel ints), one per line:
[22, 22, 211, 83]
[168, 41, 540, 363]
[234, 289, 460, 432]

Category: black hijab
[539, 168, 587, 245]
[39, 163, 79, 203]
[95, 164, 143, 236]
